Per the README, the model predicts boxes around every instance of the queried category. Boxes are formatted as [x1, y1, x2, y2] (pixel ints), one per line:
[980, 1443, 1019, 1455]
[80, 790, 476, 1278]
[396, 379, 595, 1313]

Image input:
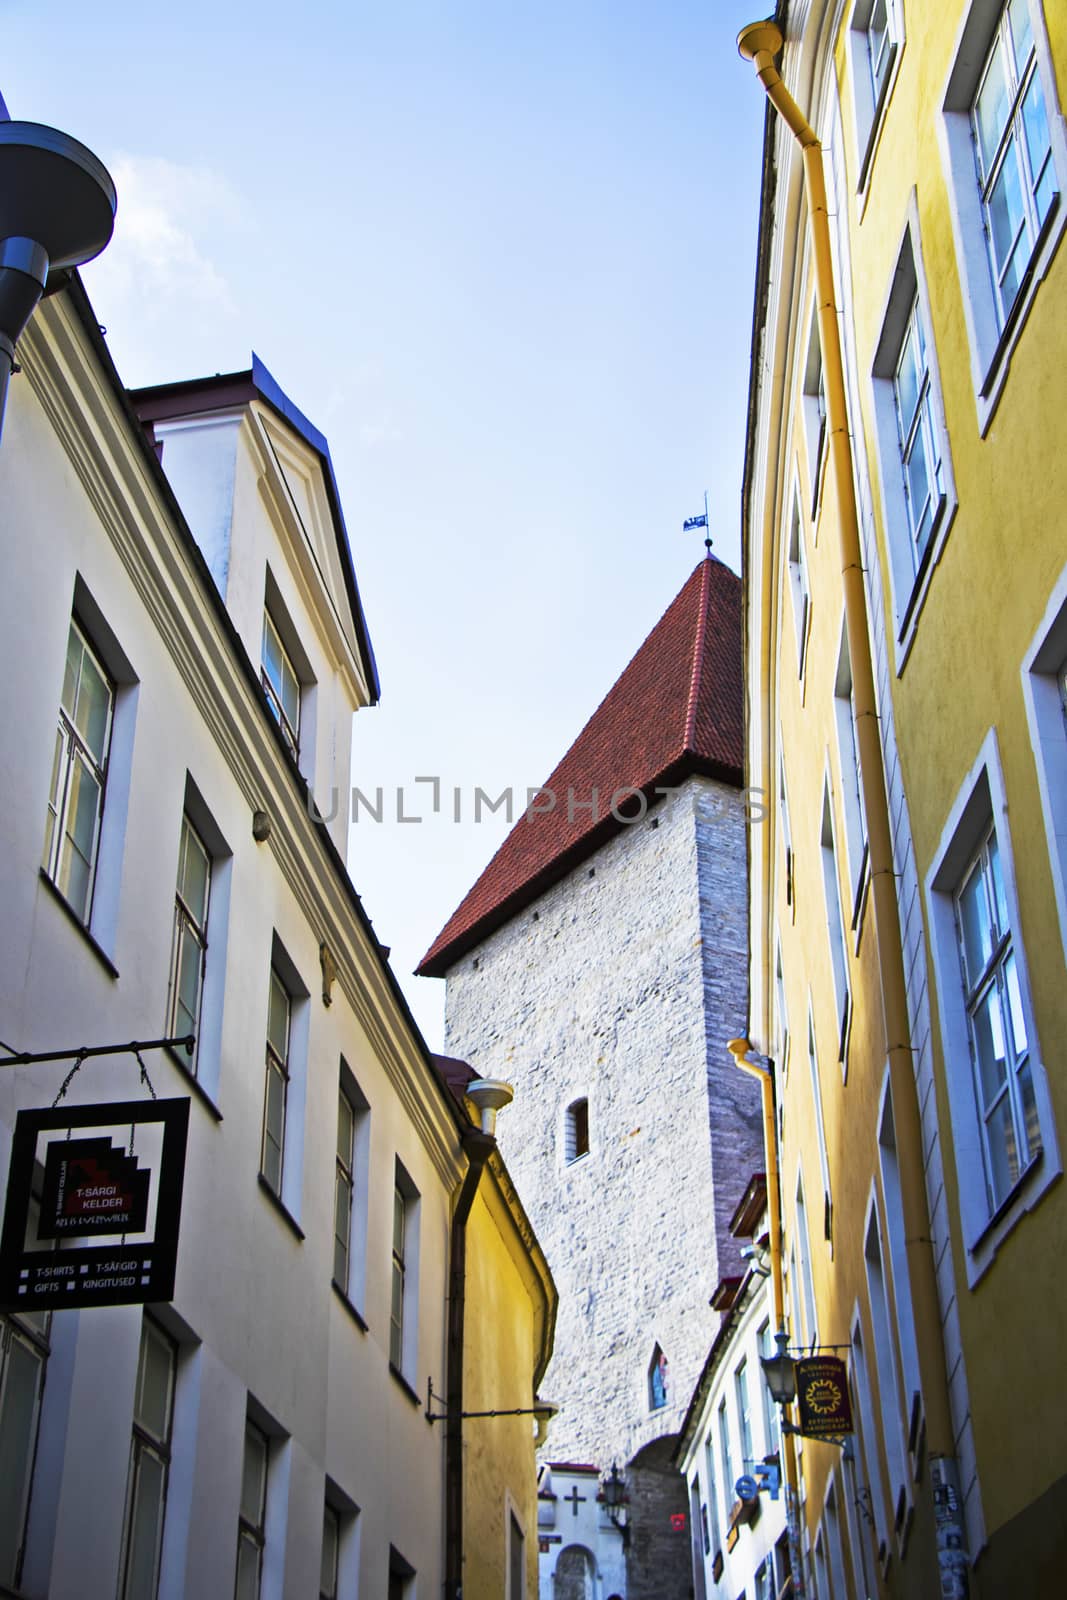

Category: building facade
[740, 1, 1067, 1595]
[0, 258, 554, 1599]
[419, 558, 764, 1598]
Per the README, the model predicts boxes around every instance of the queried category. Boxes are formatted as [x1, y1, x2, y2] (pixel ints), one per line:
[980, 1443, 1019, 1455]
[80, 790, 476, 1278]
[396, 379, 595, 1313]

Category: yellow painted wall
[461, 1156, 555, 1600]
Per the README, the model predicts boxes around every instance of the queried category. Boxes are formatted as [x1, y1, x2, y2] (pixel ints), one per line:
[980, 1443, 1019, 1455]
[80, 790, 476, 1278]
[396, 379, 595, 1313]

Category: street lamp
[760, 1331, 797, 1406]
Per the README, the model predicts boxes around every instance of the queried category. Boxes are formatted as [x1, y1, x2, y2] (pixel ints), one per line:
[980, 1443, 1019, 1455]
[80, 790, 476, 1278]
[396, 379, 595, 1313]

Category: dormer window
[262, 608, 300, 759]
[564, 1098, 589, 1164]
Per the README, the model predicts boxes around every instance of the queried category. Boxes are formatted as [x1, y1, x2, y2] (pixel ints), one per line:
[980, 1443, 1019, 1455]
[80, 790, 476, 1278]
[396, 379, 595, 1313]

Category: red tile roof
[417, 557, 743, 977]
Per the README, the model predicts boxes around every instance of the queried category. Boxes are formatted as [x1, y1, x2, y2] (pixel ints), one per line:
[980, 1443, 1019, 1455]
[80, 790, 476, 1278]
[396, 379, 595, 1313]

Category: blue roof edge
[250, 351, 381, 703]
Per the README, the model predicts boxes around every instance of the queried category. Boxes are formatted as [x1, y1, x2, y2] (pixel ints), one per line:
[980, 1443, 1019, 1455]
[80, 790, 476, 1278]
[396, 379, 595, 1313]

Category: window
[42, 619, 114, 923]
[850, 1321, 890, 1557]
[942, 0, 1066, 419]
[261, 967, 291, 1196]
[795, 1176, 818, 1347]
[864, 1204, 910, 1532]
[834, 628, 868, 915]
[735, 1361, 753, 1468]
[754, 1557, 772, 1600]
[703, 1428, 722, 1555]
[333, 1066, 370, 1308]
[973, 0, 1055, 327]
[334, 1088, 356, 1291]
[508, 1510, 525, 1600]
[261, 608, 300, 759]
[388, 1546, 415, 1600]
[391, 1163, 420, 1378]
[849, 0, 903, 186]
[871, 212, 957, 648]
[954, 824, 1040, 1209]
[717, 1399, 734, 1507]
[565, 1098, 589, 1163]
[808, 1009, 833, 1241]
[787, 493, 811, 676]
[820, 785, 851, 1059]
[802, 316, 827, 512]
[877, 1084, 922, 1448]
[775, 936, 789, 1069]
[778, 748, 794, 909]
[235, 1421, 268, 1600]
[320, 1503, 339, 1600]
[1022, 572, 1067, 958]
[757, 1323, 780, 1457]
[648, 1345, 669, 1412]
[167, 814, 211, 1057]
[120, 1319, 176, 1600]
[926, 741, 1058, 1280]
[0, 1309, 50, 1589]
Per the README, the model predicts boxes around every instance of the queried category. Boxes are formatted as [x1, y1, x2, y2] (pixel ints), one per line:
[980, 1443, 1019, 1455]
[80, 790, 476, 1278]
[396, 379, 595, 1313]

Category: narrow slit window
[565, 1098, 589, 1163]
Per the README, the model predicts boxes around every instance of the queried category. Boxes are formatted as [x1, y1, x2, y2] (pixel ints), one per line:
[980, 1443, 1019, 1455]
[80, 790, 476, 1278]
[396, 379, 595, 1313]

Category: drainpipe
[728, 1039, 806, 1600]
[444, 1127, 495, 1600]
[736, 14, 968, 1576]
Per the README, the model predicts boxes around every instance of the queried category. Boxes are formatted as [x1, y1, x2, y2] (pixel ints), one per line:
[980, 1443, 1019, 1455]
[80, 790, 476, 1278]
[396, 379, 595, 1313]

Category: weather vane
[683, 491, 713, 553]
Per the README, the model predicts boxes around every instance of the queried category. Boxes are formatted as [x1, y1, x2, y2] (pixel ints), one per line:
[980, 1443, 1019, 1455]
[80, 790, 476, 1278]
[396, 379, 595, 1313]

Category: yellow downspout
[736, 17, 956, 1471]
[728, 1039, 806, 1598]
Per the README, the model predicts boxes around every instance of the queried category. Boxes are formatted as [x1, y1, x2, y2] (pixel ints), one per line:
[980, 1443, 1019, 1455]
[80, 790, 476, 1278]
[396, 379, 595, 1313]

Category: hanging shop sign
[795, 1355, 853, 1438]
[0, 1099, 189, 1311]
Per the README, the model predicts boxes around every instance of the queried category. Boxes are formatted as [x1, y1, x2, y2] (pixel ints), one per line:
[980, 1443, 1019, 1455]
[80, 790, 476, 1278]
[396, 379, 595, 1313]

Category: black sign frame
[795, 1354, 854, 1439]
[0, 1099, 189, 1312]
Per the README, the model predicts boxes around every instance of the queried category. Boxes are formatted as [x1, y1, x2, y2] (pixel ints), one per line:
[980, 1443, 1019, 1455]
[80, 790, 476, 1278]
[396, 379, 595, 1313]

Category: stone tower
[418, 558, 762, 1599]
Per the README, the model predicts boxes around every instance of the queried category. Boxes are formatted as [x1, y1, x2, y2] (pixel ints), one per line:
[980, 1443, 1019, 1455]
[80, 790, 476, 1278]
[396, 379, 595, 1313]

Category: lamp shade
[760, 1331, 797, 1405]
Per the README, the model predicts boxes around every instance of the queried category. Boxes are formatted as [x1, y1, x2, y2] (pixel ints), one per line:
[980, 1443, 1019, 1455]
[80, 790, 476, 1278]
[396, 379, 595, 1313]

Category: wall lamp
[600, 1463, 630, 1546]
[760, 1331, 797, 1406]
[0, 113, 116, 442]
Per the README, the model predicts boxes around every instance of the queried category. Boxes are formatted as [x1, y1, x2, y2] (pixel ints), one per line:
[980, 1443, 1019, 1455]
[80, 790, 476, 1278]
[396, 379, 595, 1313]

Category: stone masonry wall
[443, 777, 759, 1485]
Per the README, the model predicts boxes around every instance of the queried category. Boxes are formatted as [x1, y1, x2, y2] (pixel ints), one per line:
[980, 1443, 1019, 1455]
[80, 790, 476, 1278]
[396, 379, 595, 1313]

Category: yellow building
[738, 2, 1067, 1596]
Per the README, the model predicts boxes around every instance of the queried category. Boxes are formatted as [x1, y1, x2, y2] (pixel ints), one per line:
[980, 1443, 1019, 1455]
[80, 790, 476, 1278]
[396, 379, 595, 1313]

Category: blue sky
[4, 0, 768, 1043]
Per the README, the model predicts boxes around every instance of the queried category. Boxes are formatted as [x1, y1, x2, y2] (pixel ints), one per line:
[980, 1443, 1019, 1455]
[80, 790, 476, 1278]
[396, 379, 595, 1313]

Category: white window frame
[876, 1076, 923, 1458]
[333, 1065, 370, 1311]
[120, 1317, 177, 1600]
[794, 1171, 819, 1349]
[848, 0, 905, 197]
[939, 0, 1067, 431]
[924, 730, 1060, 1284]
[774, 932, 790, 1073]
[167, 813, 211, 1063]
[259, 940, 309, 1223]
[778, 742, 795, 915]
[261, 607, 301, 760]
[807, 1004, 834, 1244]
[833, 622, 869, 925]
[820, 780, 852, 1065]
[390, 1162, 420, 1382]
[261, 967, 291, 1199]
[870, 201, 958, 663]
[734, 1359, 754, 1470]
[1021, 563, 1067, 963]
[802, 312, 828, 516]
[703, 1425, 723, 1558]
[42, 617, 115, 928]
[0, 1309, 50, 1591]
[235, 1419, 269, 1600]
[863, 1193, 912, 1545]
[787, 488, 812, 679]
[850, 1314, 890, 1562]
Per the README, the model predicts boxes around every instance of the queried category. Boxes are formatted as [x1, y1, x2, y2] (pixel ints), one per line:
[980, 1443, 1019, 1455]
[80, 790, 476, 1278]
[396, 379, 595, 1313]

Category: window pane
[391, 1261, 404, 1332]
[235, 1533, 262, 1600]
[267, 975, 289, 1063]
[135, 1325, 173, 1442]
[320, 1506, 339, 1599]
[334, 1173, 351, 1286]
[1018, 1061, 1041, 1164]
[42, 728, 66, 872]
[179, 822, 210, 928]
[1021, 74, 1051, 215]
[1003, 953, 1028, 1057]
[1008, 0, 1033, 68]
[958, 858, 993, 988]
[176, 924, 203, 1037]
[986, 1094, 1020, 1203]
[393, 1188, 405, 1257]
[62, 627, 81, 718]
[895, 321, 922, 436]
[241, 1429, 267, 1525]
[972, 983, 1009, 1109]
[73, 647, 111, 763]
[905, 427, 932, 542]
[0, 1333, 44, 1585]
[974, 39, 1011, 178]
[987, 147, 1027, 298]
[124, 1447, 166, 1600]
[337, 1095, 354, 1165]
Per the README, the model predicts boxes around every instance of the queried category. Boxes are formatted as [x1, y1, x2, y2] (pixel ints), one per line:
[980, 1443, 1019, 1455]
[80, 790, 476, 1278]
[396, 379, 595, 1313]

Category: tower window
[564, 1099, 589, 1163]
[648, 1345, 669, 1411]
